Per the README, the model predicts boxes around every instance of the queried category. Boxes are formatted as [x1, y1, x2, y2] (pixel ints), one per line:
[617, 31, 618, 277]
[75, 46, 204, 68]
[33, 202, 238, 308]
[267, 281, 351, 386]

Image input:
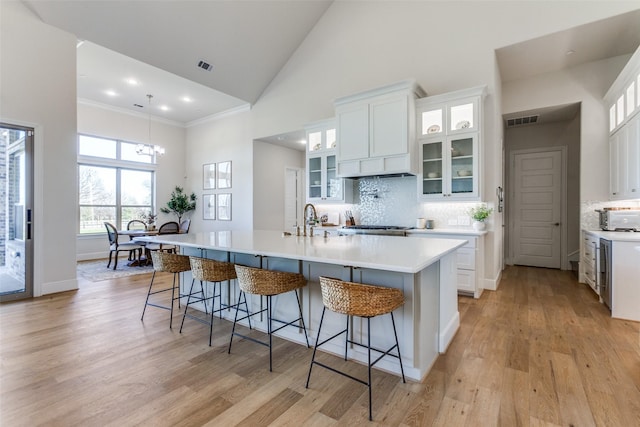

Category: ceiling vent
[197, 59, 213, 72]
[506, 115, 539, 127]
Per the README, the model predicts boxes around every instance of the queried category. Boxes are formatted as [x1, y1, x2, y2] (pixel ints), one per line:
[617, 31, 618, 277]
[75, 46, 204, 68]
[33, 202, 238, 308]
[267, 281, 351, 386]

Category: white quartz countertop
[407, 228, 488, 236]
[583, 230, 640, 242]
[136, 230, 467, 274]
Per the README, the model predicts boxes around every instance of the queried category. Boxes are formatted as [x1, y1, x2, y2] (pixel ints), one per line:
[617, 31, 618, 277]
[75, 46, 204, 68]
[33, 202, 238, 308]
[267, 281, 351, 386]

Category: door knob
[553, 222, 560, 226]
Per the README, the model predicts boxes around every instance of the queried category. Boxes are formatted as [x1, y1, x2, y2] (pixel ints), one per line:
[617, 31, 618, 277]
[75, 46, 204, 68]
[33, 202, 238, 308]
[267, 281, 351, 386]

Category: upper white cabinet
[610, 114, 640, 200]
[605, 46, 640, 201]
[416, 86, 486, 201]
[306, 119, 353, 203]
[335, 80, 426, 178]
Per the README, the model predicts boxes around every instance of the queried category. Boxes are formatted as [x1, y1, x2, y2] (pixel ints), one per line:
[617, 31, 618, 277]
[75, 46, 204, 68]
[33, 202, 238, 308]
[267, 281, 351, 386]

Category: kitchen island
[136, 231, 467, 381]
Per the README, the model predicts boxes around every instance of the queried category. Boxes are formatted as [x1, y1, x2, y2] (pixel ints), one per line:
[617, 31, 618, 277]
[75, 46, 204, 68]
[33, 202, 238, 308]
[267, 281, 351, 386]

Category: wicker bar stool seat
[180, 257, 239, 346]
[228, 265, 310, 372]
[306, 276, 406, 421]
[141, 251, 192, 329]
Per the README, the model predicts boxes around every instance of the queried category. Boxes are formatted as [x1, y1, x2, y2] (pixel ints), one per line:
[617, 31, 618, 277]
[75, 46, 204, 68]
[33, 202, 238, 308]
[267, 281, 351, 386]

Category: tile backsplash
[317, 176, 490, 229]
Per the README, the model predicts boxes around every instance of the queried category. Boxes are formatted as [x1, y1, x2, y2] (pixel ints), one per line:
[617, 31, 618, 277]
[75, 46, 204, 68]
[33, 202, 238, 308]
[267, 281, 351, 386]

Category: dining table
[117, 229, 159, 266]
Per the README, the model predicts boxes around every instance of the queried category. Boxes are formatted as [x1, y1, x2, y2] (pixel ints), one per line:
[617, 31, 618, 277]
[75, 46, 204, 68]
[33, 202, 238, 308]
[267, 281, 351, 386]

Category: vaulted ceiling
[22, 1, 640, 134]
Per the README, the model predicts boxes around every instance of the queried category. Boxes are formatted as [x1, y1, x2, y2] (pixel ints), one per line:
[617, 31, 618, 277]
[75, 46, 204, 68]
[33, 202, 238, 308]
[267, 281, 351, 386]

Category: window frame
[77, 133, 158, 235]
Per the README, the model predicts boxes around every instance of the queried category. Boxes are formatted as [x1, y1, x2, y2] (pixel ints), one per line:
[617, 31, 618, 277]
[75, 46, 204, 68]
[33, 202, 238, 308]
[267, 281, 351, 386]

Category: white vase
[472, 220, 486, 231]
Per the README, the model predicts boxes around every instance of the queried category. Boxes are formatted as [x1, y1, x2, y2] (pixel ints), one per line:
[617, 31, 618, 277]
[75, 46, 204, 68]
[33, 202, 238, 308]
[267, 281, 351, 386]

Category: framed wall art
[203, 163, 216, 190]
[217, 193, 232, 221]
[203, 194, 216, 220]
[217, 160, 232, 189]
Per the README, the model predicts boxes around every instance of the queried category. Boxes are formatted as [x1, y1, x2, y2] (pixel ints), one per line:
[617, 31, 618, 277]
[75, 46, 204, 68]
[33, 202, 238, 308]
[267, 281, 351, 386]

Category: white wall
[253, 141, 305, 231]
[185, 109, 254, 231]
[502, 55, 631, 202]
[1, 1, 78, 295]
[76, 102, 187, 260]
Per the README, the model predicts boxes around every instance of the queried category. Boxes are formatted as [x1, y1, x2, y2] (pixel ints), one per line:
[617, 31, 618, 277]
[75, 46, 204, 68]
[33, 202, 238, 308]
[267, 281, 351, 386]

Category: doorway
[0, 123, 34, 301]
[284, 167, 304, 230]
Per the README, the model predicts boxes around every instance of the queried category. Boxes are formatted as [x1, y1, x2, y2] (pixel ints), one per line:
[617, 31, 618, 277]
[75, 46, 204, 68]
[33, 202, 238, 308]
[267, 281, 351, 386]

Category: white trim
[438, 312, 460, 353]
[186, 103, 251, 128]
[42, 278, 78, 295]
[78, 98, 184, 127]
[484, 268, 502, 291]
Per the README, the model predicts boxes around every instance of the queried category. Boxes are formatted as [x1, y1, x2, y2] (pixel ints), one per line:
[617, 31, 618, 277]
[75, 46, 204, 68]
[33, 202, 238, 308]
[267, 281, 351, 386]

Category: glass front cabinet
[306, 119, 353, 202]
[416, 86, 484, 201]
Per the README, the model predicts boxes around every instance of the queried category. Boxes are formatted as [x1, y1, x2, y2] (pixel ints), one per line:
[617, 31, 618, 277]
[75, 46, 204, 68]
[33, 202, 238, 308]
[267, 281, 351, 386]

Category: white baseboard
[42, 278, 78, 295]
[439, 311, 460, 353]
[483, 269, 502, 291]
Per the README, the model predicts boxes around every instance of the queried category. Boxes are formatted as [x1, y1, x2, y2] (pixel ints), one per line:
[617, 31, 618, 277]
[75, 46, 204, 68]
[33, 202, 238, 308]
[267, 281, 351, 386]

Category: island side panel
[439, 251, 460, 352]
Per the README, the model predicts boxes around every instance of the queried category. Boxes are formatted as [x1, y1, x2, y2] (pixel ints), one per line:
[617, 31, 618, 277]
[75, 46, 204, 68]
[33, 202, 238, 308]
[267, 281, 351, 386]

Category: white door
[284, 167, 303, 230]
[511, 150, 562, 268]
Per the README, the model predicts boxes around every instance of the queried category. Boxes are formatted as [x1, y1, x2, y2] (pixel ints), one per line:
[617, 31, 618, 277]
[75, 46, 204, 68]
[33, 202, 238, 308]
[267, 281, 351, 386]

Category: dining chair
[126, 219, 148, 259]
[104, 222, 144, 270]
[144, 221, 180, 254]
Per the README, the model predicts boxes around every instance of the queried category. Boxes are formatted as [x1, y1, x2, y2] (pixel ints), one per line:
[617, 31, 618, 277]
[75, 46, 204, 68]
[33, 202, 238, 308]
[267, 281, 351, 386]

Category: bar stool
[305, 276, 406, 421]
[141, 251, 191, 329]
[229, 265, 310, 372]
[180, 256, 239, 346]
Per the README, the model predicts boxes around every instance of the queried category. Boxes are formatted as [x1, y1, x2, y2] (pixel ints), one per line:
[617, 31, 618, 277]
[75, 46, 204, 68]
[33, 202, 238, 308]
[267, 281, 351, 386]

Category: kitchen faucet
[303, 203, 317, 236]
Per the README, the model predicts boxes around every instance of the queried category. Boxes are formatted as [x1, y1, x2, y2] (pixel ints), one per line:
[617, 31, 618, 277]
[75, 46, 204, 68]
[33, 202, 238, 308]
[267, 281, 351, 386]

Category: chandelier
[136, 94, 165, 156]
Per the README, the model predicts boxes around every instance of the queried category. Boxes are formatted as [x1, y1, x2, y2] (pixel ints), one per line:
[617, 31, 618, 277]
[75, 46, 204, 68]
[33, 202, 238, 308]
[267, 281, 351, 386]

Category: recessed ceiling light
[159, 105, 170, 111]
[105, 90, 117, 97]
[299, 139, 307, 145]
[181, 96, 193, 103]
[125, 78, 139, 86]
[566, 50, 575, 56]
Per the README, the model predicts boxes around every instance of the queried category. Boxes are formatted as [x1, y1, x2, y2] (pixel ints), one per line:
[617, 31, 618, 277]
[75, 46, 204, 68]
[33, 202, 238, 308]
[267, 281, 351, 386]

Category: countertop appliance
[597, 208, 640, 231]
[599, 238, 612, 311]
[338, 225, 409, 236]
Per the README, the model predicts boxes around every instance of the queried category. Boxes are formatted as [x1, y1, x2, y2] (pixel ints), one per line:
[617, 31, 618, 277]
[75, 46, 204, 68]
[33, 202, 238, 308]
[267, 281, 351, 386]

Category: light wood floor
[1, 266, 639, 426]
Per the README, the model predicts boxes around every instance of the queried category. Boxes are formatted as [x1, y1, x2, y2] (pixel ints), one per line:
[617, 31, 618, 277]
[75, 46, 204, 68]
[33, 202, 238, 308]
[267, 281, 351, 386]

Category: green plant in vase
[160, 186, 197, 224]
[468, 205, 493, 231]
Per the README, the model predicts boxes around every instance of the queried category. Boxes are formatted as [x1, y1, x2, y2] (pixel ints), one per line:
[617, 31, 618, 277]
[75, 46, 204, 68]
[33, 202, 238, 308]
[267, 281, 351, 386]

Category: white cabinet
[408, 232, 485, 298]
[306, 119, 353, 203]
[580, 230, 599, 296]
[610, 114, 640, 200]
[416, 86, 485, 201]
[335, 80, 425, 178]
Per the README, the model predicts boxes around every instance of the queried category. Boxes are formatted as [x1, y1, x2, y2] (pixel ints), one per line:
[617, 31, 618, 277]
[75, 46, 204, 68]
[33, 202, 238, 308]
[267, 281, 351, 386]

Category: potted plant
[468, 205, 493, 231]
[141, 212, 157, 230]
[160, 186, 197, 224]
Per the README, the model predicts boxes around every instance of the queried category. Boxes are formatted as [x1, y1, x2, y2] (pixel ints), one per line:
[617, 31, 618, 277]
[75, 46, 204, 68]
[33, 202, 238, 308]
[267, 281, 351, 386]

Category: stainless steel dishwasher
[599, 238, 612, 311]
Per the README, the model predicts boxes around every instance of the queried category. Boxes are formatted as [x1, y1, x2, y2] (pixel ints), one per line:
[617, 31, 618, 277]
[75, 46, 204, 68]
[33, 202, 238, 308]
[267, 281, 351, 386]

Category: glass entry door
[0, 123, 34, 301]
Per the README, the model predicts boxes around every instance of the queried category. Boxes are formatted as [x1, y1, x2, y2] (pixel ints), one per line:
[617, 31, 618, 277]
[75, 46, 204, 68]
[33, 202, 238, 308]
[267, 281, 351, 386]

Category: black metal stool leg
[268, 295, 273, 372]
[306, 306, 326, 388]
[344, 315, 349, 360]
[228, 291, 244, 354]
[295, 291, 310, 347]
[141, 271, 156, 321]
[179, 278, 197, 333]
[367, 317, 372, 422]
[391, 312, 405, 383]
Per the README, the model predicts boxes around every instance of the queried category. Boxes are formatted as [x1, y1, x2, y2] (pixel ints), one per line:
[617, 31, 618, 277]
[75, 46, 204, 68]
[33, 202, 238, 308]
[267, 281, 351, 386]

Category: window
[78, 134, 156, 234]
[626, 82, 635, 117]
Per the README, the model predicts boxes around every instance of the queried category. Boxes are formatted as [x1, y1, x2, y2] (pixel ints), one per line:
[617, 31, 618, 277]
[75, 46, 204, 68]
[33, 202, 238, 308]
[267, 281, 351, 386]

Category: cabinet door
[337, 103, 369, 161]
[448, 98, 478, 134]
[448, 133, 478, 199]
[307, 155, 323, 201]
[370, 95, 408, 158]
[420, 139, 445, 198]
[627, 114, 640, 196]
[325, 154, 343, 201]
[610, 130, 627, 199]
